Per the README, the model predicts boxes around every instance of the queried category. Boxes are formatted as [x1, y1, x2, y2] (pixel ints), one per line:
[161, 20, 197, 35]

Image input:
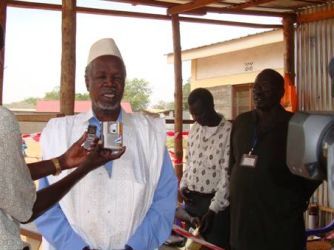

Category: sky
[3, 0, 281, 106]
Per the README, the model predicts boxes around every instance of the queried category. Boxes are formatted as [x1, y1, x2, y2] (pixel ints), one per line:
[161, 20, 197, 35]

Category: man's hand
[59, 133, 91, 170]
[81, 144, 126, 171]
[190, 216, 201, 228]
[199, 209, 216, 236]
[180, 187, 193, 204]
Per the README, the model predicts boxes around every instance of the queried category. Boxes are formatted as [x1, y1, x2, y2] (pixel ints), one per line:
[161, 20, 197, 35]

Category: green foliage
[166, 137, 188, 152]
[182, 81, 191, 111]
[28, 78, 152, 110]
[23, 97, 39, 105]
[123, 78, 151, 111]
[152, 100, 174, 110]
[44, 86, 60, 100]
[43, 86, 90, 100]
[153, 80, 191, 111]
[75, 93, 90, 100]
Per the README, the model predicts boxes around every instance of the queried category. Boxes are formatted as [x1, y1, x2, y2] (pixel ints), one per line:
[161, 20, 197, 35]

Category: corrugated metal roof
[101, 0, 331, 17]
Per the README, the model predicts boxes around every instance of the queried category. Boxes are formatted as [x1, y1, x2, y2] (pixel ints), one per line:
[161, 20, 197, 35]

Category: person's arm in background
[228, 122, 236, 177]
[126, 148, 178, 250]
[209, 124, 231, 213]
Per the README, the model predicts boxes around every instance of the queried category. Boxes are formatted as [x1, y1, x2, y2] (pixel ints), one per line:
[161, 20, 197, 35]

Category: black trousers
[184, 190, 230, 249]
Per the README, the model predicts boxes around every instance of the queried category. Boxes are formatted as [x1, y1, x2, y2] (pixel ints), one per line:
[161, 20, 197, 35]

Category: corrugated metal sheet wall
[296, 3, 334, 227]
[296, 2, 334, 111]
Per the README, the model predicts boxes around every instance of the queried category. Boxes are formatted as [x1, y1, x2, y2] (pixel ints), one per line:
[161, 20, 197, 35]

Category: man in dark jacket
[229, 68, 320, 250]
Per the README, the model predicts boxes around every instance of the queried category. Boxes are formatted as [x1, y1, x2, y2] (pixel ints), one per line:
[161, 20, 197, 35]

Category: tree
[182, 80, 191, 111]
[44, 86, 60, 100]
[43, 86, 90, 100]
[75, 93, 90, 100]
[152, 100, 174, 110]
[123, 78, 151, 111]
[23, 97, 39, 105]
[42, 78, 152, 111]
[153, 80, 191, 111]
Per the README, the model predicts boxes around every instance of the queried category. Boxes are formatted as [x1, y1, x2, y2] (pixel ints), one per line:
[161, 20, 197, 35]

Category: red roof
[36, 100, 132, 113]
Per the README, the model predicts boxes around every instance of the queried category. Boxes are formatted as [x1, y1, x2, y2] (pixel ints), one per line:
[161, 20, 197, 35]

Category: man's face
[189, 100, 207, 126]
[86, 55, 125, 114]
[252, 80, 283, 111]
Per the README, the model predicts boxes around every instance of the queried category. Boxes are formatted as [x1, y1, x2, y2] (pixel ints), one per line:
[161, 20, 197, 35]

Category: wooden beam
[297, 7, 334, 24]
[7, 0, 60, 11]
[179, 15, 282, 28]
[7, 0, 291, 18]
[223, 0, 274, 11]
[171, 14, 183, 184]
[78, 6, 173, 20]
[168, 0, 219, 15]
[166, 118, 194, 124]
[109, 0, 175, 8]
[60, 0, 76, 115]
[15, 113, 63, 122]
[107, 0, 289, 17]
[7, 1, 281, 28]
[111, 0, 291, 17]
[282, 15, 298, 112]
[204, 5, 293, 17]
[79, 6, 282, 28]
[283, 15, 295, 78]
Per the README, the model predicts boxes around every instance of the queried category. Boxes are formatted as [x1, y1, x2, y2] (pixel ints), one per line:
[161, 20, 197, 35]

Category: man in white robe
[36, 38, 178, 250]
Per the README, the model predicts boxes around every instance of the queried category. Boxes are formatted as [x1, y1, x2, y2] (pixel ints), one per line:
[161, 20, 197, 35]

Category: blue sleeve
[35, 177, 87, 250]
[127, 148, 178, 250]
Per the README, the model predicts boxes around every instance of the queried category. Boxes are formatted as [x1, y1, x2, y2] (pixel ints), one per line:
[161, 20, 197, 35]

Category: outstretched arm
[126, 148, 178, 250]
[25, 146, 125, 223]
[27, 133, 90, 180]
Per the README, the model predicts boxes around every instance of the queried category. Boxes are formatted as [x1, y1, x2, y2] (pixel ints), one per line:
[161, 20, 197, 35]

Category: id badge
[240, 154, 258, 168]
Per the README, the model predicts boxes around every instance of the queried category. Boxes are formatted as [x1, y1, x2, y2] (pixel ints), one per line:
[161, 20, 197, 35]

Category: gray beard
[93, 100, 120, 112]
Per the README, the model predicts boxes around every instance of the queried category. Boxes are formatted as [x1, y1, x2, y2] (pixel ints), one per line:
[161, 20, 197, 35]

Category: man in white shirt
[36, 38, 178, 250]
[180, 88, 231, 248]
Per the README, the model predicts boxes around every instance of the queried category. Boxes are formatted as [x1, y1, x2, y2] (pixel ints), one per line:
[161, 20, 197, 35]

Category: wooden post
[282, 15, 297, 112]
[283, 16, 295, 79]
[60, 0, 76, 115]
[0, 0, 7, 105]
[171, 14, 183, 183]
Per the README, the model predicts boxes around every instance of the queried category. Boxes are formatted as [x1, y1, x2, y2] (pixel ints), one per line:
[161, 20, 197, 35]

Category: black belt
[187, 189, 215, 198]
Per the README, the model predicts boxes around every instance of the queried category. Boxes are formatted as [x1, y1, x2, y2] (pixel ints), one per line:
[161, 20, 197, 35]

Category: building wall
[192, 42, 284, 88]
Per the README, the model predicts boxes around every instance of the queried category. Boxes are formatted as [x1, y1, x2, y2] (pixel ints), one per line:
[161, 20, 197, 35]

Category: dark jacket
[229, 106, 320, 250]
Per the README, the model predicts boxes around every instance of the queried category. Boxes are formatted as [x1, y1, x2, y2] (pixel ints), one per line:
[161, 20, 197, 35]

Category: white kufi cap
[87, 38, 123, 66]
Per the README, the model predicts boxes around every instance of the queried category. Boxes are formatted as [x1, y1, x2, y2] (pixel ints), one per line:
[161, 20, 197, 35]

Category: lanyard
[249, 127, 258, 155]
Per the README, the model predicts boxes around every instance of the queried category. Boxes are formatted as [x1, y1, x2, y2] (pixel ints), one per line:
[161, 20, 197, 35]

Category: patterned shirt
[180, 116, 231, 213]
[0, 107, 36, 249]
